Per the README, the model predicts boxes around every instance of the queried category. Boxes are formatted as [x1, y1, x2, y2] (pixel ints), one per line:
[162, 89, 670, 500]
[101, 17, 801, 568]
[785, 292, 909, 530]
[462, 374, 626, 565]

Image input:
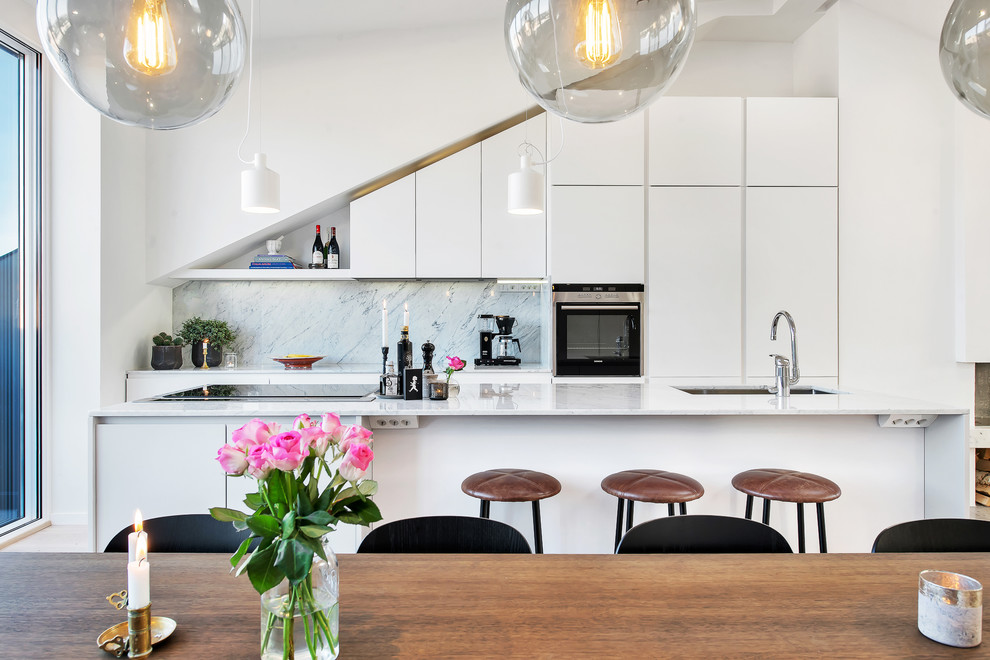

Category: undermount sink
[674, 385, 839, 396]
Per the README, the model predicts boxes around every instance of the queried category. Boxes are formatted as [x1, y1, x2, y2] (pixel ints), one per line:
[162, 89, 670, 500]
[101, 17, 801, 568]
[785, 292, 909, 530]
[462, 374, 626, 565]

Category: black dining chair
[872, 518, 990, 553]
[615, 514, 793, 554]
[357, 515, 532, 553]
[104, 514, 250, 553]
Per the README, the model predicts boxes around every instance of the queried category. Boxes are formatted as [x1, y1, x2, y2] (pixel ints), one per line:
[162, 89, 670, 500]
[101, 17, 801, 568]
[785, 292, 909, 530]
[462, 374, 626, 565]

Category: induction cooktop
[145, 384, 377, 402]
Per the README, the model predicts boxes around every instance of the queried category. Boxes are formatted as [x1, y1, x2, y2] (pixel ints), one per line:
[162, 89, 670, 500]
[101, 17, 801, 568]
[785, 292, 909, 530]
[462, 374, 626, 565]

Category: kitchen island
[90, 382, 967, 554]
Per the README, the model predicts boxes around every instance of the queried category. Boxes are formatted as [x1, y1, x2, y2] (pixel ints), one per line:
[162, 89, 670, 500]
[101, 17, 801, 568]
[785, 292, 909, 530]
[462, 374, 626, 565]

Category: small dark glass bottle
[327, 226, 340, 269]
[311, 224, 325, 268]
[396, 326, 413, 378]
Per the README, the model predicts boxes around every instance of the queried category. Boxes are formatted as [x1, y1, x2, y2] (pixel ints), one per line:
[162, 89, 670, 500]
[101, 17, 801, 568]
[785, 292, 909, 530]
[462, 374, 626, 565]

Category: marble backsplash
[172, 280, 548, 367]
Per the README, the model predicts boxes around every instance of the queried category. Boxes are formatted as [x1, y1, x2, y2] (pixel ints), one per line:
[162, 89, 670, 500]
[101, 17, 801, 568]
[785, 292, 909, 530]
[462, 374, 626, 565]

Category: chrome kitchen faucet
[769, 310, 800, 398]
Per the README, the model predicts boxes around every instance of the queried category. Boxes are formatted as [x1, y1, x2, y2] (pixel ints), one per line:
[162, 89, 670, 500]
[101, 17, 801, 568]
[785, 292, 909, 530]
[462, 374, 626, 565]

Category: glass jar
[260, 540, 339, 660]
[429, 381, 449, 400]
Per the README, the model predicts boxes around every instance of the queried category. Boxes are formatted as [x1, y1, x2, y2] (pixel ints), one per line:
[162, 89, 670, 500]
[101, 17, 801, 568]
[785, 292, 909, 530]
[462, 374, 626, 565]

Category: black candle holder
[381, 346, 389, 375]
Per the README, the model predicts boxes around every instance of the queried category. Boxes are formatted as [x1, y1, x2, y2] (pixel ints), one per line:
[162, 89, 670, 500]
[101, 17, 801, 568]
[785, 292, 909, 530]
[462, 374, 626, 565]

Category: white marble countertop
[93, 382, 967, 418]
[126, 362, 550, 376]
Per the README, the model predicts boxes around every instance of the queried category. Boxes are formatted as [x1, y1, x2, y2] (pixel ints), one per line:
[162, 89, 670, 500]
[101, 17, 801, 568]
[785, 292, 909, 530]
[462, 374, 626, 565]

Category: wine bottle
[311, 225, 325, 268]
[327, 226, 340, 269]
[396, 326, 413, 379]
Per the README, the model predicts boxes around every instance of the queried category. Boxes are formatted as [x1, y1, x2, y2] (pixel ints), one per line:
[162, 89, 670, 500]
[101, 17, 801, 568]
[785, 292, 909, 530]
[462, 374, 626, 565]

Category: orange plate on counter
[271, 356, 325, 370]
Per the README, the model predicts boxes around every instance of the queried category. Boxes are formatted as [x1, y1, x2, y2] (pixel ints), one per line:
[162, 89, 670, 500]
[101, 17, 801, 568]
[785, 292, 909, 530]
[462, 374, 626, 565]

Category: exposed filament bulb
[124, 0, 177, 76]
[580, 0, 622, 69]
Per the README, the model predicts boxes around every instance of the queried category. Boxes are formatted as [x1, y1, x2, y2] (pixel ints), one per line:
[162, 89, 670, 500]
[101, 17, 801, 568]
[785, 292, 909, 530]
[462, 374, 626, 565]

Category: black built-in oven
[553, 284, 644, 376]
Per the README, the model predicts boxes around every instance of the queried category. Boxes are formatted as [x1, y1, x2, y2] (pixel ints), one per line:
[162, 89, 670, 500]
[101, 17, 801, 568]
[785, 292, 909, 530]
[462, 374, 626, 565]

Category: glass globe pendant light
[505, 0, 696, 123]
[36, 0, 246, 130]
[941, 0, 990, 119]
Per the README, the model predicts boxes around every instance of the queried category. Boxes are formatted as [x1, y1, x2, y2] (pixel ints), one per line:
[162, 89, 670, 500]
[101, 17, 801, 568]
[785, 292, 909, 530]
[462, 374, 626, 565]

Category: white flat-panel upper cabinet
[745, 187, 838, 379]
[746, 98, 838, 187]
[416, 145, 482, 278]
[649, 98, 744, 186]
[551, 186, 644, 283]
[648, 187, 742, 378]
[349, 174, 416, 278]
[548, 114, 645, 186]
[481, 116, 547, 278]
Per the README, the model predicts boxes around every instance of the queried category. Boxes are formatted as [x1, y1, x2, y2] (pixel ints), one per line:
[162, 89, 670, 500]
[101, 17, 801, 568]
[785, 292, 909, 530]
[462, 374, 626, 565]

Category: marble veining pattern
[172, 280, 547, 368]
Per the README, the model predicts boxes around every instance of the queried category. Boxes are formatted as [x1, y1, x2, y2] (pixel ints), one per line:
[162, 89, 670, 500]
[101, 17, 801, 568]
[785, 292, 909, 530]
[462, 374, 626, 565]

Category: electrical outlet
[497, 282, 543, 293]
[877, 414, 937, 428]
[366, 416, 419, 429]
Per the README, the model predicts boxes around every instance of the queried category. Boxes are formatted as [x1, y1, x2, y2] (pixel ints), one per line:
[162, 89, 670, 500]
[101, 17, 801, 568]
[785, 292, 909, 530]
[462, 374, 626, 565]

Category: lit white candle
[404, 302, 409, 328]
[127, 534, 150, 609]
[127, 510, 147, 564]
[382, 299, 388, 347]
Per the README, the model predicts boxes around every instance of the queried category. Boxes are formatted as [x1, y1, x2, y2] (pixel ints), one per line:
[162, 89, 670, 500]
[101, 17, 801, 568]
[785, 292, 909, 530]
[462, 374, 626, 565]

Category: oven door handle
[559, 305, 640, 311]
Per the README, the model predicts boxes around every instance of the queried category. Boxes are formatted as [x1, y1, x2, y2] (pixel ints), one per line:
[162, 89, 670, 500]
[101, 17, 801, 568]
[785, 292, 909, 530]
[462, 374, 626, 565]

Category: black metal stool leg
[667, 503, 675, 516]
[479, 500, 490, 519]
[744, 495, 754, 520]
[625, 500, 635, 532]
[532, 500, 544, 554]
[762, 499, 771, 525]
[613, 498, 625, 552]
[817, 503, 827, 553]
[796, 503, 806, 553]
[679, 502, 687, 516]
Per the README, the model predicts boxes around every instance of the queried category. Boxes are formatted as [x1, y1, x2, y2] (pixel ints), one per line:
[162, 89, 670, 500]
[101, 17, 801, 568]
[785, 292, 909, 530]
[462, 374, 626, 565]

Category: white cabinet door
[95, 422, 227, 551]
[746, 98, 838, 187]
[548, 114, 645, 186]
[416, 145, 481, 278]
[550, 186, 644, 283]
[649, 97, 743, 186]
[648, 187, 742, 378]
[349, 174, 416, 278]
[745, 187, 838, 378]
[481, 116, 547, 278]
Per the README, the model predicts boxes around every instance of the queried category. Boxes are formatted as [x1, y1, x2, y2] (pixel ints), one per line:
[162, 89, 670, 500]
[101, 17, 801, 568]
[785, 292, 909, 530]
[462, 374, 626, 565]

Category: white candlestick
[382, 299, 388, 347]
[127, 535, 150, 609]
[404, 302, 409, 328]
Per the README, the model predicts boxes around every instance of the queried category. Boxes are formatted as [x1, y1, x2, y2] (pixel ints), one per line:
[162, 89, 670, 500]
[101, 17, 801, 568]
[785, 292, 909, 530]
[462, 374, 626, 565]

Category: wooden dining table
[1, 551, 988, 658]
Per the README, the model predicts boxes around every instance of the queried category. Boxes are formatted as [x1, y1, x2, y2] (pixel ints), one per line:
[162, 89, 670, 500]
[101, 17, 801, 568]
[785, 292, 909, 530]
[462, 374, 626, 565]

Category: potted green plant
[179, 317, 236, 368]
[151, 332, 184, 370]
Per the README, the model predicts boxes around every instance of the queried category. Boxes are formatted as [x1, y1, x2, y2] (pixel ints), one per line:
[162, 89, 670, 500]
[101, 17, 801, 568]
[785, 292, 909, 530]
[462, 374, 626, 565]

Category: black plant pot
[191, 340, 223, 368]
[151, 345, 183, 370]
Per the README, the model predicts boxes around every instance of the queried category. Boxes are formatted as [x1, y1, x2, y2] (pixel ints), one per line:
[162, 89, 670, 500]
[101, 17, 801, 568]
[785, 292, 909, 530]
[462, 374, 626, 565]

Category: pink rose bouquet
[444, 355, 465, 384]
[210, 412, 380, 659]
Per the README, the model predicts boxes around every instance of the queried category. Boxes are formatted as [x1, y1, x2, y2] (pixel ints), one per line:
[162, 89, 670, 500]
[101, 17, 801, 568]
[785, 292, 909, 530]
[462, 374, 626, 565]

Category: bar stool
[461, 469, 561, 554]
[601, 469, 705, 551]
[731, 468, 841, 553]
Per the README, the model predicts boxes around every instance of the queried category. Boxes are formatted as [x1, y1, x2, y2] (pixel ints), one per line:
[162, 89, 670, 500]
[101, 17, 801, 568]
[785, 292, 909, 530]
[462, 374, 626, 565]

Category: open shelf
[172, 268, 355, 282]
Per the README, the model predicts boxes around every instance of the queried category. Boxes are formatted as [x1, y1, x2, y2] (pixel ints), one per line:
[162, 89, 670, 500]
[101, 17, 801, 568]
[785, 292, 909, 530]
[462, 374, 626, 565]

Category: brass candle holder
[127, 604, 153, 658]
[202, 339, 210, 370]
[99, 591, 175, 658]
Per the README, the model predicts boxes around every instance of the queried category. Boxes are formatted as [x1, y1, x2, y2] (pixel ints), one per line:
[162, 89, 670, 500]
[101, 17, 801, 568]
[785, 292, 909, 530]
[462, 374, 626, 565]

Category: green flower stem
[284, 588, 296, 660]
[262, 609, 277, 657]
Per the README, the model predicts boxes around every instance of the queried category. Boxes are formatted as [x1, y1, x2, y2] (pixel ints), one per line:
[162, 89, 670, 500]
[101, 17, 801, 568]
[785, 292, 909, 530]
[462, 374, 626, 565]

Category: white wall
[99, 120, 171, 406]
[836, 0, 971, 405]
[670, 41, 795, 97]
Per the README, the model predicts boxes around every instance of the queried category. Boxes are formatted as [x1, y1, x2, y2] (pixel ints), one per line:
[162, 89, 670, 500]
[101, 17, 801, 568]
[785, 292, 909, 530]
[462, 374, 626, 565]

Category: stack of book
[249, 254, 300, 269]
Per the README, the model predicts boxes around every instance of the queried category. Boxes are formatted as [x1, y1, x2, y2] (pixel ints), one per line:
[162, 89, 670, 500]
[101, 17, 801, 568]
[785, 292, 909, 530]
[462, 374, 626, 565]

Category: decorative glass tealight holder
[223, 353, 237, 369]
[918, 570, 983, 648]
[429, 381, 449, 401]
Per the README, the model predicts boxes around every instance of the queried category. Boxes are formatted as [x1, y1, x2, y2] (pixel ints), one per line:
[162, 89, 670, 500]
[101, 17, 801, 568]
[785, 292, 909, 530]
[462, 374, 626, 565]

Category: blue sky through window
[0, 46, 18, 258]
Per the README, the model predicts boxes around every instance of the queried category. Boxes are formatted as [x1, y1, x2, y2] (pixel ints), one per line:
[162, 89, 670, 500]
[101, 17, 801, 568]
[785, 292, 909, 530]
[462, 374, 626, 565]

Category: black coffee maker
[476, 314, 522, 366]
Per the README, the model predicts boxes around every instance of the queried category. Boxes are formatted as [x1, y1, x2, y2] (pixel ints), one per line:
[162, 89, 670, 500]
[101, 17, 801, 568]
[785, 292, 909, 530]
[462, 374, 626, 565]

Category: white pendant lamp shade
[242, 153, 280, 213]
[504, 0, 696, 123]
[37, 0, 246, 130]
[508, 154, 545, 215]
[941, 0, 990, 119]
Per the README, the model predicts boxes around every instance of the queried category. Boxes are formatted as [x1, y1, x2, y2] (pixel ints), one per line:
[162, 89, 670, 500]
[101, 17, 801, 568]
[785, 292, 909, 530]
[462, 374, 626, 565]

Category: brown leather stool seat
[601, 470, 705, 551]
[461, 469, 561, 553]
[731, 468, 841, 553]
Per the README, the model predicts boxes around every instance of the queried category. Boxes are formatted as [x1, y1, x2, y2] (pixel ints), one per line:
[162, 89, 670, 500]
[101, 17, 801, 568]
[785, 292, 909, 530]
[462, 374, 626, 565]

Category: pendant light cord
[518, 114, 565, 166]
[236, 0, 257, 165]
